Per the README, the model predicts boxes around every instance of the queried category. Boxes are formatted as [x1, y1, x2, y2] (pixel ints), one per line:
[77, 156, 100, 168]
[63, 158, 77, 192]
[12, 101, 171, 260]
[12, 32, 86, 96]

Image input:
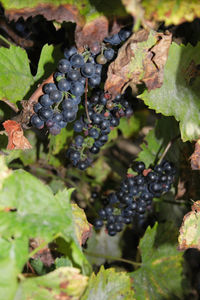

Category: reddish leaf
[3, 120, 32, 150]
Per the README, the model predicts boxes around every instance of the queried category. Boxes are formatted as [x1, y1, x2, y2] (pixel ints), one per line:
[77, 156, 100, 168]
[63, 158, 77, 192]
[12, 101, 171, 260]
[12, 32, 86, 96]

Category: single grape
[57, 59, 70, 73]
[104, 48, 115, 60]
[49, 90, 63, 103]
[43, 83, 57, 94]
[39, 107, 53, 120]
[64, 46, 77, 59]
[81, 63, 95, 78]
[74, 120, 84, 132]
[57, 78, 71, 91]
[70, 82, 85, 96]
[70, 53, 84, 68]
[96, 54, 107, 65]
[39, 94, 53, 107]
[31, 114, 44, 129]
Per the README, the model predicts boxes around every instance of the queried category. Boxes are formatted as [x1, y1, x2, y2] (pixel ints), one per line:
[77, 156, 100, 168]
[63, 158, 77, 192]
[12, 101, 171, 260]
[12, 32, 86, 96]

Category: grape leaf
[130, 223, 183, 299]
[85, 228, 122, 266]
[105, 29, 172, 99]
[15, 267, 88, 300]
[140, 42, 200, 142]
[134, 116, 181, 168]
[122, 0, 200, 27]
[0, 45, 33, 103]
[0, 157, 91, 296]
[142, 0, 200, 26]
[0, 237, 28, 300]
[81, 266, 135, 300]
[178, 200, 200, 251]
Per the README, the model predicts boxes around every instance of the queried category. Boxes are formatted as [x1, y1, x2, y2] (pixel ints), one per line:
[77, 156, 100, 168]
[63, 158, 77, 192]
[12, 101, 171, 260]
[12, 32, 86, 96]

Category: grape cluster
[66, 90, 133, 170]
[30, 25, 133, 168]
[94, 160, 176, 236]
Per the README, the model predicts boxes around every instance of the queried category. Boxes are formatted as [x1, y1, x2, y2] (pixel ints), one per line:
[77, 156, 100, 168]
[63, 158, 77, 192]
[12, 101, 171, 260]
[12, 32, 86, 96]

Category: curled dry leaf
[178, 201, 200, 251]
[190, 140, 200, 170]
[104, 29, 172, 99]
[3, 120, 32, 150]
[5, 4, 84, 25]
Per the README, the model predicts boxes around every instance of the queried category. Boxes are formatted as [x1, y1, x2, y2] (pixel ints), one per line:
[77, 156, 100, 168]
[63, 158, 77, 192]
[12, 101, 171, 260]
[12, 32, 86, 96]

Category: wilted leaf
[140, 41, 200, 141]
[2, 0, 127, 50]
[82, 266, 135, 300]
[130, 223, 183, 299]
[3, 120, 32, 150]
[71, 203, 92, 246]
[178, 200, 200, 251]
[16, 267, 88, 300]
[190, 140, 200, 170]
[105, 29, 172, 99]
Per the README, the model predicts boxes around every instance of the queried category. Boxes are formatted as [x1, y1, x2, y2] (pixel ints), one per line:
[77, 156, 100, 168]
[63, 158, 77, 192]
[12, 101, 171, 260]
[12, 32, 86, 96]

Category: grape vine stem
[158, 134, 180, 165]
[84, 78, 92, 123]
[83, 250, 142, 267]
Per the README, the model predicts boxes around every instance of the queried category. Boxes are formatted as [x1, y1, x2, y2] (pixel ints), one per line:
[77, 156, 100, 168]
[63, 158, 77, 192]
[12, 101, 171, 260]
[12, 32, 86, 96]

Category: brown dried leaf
[75, 16, 109, 52]
[190, 140, 200, 170]
[104, 29, 172, 99]
[6, 4, 84, 25]
[3, 120, 32, 150]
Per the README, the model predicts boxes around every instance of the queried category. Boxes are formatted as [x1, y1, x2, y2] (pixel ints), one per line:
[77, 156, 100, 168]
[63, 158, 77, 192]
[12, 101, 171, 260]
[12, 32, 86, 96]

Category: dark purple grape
[43, 83, 57, 94]
[81, 63, 95, 78]
[57, 79, 71, 91]
[62, 99, 78, 112]
[89, 145, 100, 154]
[64, 46, 77, 59]
[62, 110, 77, 122]
[104, 33, 121, 45]
[49, 124, 61, 135]
[52, 112, 63, 122]
[89, 128, 99, 139]
[134, 161, 145, 173]
[31, 114, 44, 129]
[94, 219, 103, 229]
[70, 150, 81, 166]
[78, 160, 89, 170]
[39, 107, 53, 120]
[49, 90, 63, 103]
[118, 27, 132, 41]
[39, 94, 53, 107]
[110, 117, 120, 127]
[91, 113, 102, 125]
[67, 69, 81, 81]
[75, 135, 84, 147]
[95, 64, 102, 75]
[33, 102, 42, 113]
[57, 59, 70, 73]
[70, 53, 84, 68]
[74, 120, 84, 132]
[88, 75, 101, 87]
[104, 48, 115, 60]
[99, 135, 108, 144]
[59, 120, 67, 128]
[70, 82, 84, 97]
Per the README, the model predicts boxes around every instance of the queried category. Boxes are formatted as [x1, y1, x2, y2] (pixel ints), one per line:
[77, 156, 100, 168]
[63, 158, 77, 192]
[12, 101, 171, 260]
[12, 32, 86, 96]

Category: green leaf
[142, 0, 200, 26]
[140, 42, 200, 141]
[81, 266, 135, 300]
[0, 237, 28, 300]
[130, 223, 183, 299]
[85, 228, 122, 266]
[132, 116, 180, 168]
[55, 257, 73, 268]
[34, 44, 62, 81]
[30, 258, 46, 275]
[48, 126, 73, 156]
[118, 115, 141, 138]
[15, 267, 88, 300]
[0, 45, 33, 102]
